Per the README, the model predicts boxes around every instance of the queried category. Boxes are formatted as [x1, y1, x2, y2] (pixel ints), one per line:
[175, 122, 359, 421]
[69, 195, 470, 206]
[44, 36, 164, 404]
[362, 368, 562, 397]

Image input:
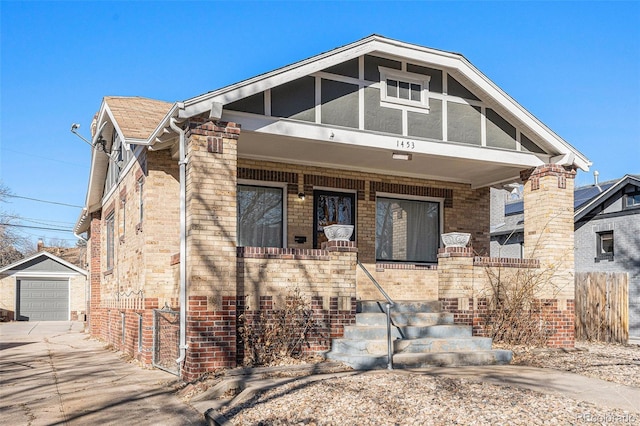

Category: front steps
[325, 300, 512, 369]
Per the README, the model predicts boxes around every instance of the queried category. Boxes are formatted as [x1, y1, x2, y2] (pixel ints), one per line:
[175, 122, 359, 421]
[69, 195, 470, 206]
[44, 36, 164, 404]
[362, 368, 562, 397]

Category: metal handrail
[356, 260, 395, 370]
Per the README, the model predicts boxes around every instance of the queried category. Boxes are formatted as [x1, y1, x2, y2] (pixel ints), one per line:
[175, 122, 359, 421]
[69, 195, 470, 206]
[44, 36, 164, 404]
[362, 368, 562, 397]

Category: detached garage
[0, 252, 87, 322]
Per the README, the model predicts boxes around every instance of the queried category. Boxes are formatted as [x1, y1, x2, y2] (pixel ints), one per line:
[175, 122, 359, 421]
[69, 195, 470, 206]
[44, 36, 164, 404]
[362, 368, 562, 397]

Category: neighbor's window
[596, 231, 614, 262]
[625, 191, 640, 209]
[379, 67, 430, 110]
[237, 184, 284, 247]
[376, 197, 440, 263]
[106, 211, 115, 269]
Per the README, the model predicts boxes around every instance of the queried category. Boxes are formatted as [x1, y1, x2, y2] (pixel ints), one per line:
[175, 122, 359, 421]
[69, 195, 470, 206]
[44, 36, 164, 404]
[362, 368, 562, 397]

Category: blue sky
[1, 1, 639, 247]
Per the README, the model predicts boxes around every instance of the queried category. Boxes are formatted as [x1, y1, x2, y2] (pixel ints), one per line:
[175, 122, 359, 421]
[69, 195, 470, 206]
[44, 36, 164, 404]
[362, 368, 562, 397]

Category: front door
[313, 190, 356, 248]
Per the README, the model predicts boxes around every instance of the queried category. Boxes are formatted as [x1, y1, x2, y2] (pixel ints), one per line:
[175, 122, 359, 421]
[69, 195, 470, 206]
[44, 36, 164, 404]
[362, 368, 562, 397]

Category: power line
[16, 228, 81, 242]
[3, 214, 76, 226]
[1, 223, 74, 233]
[3, 194, 83, 208]
[2, 148, 86, 167]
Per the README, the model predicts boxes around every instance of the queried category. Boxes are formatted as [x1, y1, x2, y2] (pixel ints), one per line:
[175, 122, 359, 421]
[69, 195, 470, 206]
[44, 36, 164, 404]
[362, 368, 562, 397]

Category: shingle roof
[105, 96, 173, 140]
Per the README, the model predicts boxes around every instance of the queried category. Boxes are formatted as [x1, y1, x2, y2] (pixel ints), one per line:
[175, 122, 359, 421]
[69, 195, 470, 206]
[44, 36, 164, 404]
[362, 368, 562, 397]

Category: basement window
[379, 67, 430, 111]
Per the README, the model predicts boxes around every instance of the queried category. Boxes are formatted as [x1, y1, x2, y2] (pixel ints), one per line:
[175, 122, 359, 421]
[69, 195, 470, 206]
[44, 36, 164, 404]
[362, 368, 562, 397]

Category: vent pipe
[594, 170, 599, 186]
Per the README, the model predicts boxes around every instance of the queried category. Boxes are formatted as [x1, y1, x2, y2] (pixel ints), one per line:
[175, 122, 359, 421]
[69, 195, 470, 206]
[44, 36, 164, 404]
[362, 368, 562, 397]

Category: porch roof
[229, 111, 543, 188]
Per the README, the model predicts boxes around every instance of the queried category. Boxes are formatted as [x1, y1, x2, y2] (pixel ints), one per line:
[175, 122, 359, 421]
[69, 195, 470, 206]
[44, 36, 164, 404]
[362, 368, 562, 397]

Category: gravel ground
[211, 342, 640, 425]
[509, 342, 640, 387]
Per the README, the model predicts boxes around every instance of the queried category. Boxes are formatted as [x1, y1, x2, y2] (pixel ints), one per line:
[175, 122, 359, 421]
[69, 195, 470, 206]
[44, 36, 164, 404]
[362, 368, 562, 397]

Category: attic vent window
[379, 67, 430, 111]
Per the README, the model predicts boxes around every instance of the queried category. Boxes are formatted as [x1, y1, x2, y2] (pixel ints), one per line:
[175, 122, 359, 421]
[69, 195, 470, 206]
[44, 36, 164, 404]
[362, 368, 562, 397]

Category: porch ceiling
[234, 119, 546, 189]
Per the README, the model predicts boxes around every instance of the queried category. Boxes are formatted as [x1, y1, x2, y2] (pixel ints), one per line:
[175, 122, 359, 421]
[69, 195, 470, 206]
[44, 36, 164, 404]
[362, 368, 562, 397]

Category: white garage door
[17, 279, 69, 321]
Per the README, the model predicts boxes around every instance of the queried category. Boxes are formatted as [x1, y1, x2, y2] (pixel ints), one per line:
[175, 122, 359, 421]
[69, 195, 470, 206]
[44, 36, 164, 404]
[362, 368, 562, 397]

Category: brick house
[491, 174, 640, 343]
[75, 35, 590, 380]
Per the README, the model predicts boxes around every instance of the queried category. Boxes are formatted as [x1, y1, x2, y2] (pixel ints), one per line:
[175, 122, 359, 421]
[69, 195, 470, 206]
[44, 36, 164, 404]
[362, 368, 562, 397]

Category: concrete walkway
[0, 321, 205, 426]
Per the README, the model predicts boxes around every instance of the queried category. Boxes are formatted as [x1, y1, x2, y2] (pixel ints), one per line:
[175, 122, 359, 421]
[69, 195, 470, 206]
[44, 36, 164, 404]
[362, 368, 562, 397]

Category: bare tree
[0, 182, 33, 267]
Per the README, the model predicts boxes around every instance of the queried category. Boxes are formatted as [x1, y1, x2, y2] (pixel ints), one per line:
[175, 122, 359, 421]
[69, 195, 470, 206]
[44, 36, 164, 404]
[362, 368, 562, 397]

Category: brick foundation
[182, 296, 237, 382]
[439, 296, 575, 347]
[88, 298, 161, 367]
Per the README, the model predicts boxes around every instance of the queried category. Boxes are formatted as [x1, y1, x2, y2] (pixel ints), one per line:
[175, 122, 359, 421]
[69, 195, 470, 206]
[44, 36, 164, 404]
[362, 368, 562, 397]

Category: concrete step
[357, 300, 442, 314]
[356, 312, 454, 327]
[325, 349, 512, 370]
[331, 338, 389, 355]
[344, 324, 471, 340]
[332, 336, 491, 356]
[394, 337, 493, 353]
[393, 350, 513, 368]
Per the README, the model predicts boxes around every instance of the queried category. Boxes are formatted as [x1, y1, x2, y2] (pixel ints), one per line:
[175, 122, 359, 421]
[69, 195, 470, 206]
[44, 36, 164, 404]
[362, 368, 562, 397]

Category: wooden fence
[575, 272, 628, 343]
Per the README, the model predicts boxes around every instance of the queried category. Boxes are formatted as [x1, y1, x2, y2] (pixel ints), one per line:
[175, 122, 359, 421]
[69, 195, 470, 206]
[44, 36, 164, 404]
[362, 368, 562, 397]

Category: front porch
[179, 118, 578, 380]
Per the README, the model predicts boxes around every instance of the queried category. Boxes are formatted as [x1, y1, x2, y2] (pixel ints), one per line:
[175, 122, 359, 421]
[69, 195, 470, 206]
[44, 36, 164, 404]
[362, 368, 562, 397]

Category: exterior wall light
[392, 153, 412, 161]
[298, 192, 306, 200]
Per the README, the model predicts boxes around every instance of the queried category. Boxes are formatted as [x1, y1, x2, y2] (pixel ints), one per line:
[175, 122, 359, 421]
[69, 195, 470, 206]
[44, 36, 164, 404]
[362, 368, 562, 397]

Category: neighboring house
[0, 251, 88, 321]
[35, 240, 87, 271]
[491, 175, 640, 343]
[74, 35, 591, 380]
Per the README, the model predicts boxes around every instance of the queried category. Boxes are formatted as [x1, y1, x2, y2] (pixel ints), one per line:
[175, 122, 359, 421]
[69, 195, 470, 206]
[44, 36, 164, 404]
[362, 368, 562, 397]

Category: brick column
[437, 247, 476, 327]
[88, 210, 102, 336]
[183, 119, 240, 381]
[521, 164, 576, 347]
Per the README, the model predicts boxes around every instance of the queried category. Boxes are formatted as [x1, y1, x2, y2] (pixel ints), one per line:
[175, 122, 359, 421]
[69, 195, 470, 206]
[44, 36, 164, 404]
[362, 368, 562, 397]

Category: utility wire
[3, 214, 76, 226]
[3, 194, 83, 208]
[1, 223, 74, 233]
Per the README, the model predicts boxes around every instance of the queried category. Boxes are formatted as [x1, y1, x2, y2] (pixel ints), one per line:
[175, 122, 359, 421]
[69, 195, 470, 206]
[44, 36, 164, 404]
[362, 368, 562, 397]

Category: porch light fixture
[392, 152, 412, 161]
[298, 192, 306, 200]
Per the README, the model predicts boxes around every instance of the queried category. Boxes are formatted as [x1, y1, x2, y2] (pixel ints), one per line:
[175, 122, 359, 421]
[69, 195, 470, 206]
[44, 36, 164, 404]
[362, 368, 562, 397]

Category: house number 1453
[396, 140, 416, 149]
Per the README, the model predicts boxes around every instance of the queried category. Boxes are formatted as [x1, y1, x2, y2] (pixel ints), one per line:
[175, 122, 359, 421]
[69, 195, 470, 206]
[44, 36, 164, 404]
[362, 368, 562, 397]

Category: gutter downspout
[74, 209, 89, 326]
[170, 117, 188, 376]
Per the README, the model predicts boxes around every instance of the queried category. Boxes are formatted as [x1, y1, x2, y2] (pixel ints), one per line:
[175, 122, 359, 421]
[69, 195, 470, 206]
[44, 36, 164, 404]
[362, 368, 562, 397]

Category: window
[106, 211, 115, 270]
[376, 197, 440, 263]
[596, 231, 614, 262]
[237, 184, 284, 247]
[120, 197, 126, 239]
[386, 79, 422, 102]
[138, 178, 144, 224]
[137, 314, 143, 352]
[379, 67, 430, 110]
[625, 191, 640, 209]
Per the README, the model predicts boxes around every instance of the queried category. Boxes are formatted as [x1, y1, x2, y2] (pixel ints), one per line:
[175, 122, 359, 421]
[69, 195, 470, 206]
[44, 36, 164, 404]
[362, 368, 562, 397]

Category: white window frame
[625, 191, 640, 209]
[375, 193, 444, 263]
[105, 211, 115, 270]
[379, 67, 431, 111]
[237, 180, 288, 248]
[138, 177, 144, 225]
[120, 196, 126, 239]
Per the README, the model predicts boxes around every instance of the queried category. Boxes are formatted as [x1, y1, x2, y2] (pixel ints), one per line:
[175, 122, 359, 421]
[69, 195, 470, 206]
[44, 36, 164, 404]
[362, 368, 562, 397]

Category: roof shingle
[104, 96, 173, 140]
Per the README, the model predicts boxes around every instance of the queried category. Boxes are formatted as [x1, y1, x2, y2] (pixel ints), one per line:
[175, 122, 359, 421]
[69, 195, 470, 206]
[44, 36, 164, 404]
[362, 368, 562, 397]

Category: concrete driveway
[0, 321, 205, 425]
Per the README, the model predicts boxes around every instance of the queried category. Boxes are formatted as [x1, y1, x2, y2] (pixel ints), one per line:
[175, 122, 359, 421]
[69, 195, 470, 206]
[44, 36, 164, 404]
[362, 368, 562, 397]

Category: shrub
[238, 287, 319, 366]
